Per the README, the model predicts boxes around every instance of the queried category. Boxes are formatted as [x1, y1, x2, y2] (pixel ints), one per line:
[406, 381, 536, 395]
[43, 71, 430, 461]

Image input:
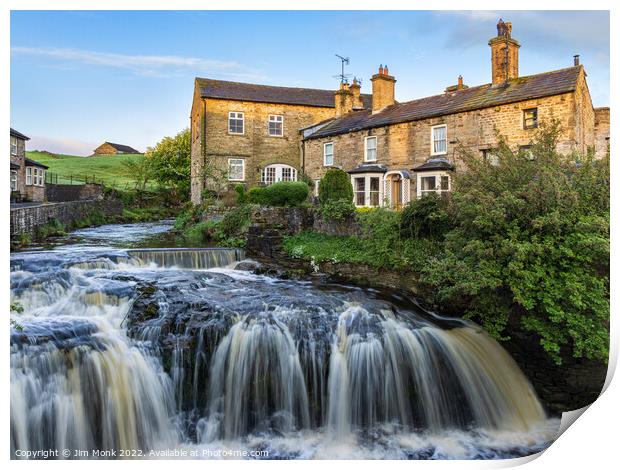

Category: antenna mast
[334, 54, 351, 84]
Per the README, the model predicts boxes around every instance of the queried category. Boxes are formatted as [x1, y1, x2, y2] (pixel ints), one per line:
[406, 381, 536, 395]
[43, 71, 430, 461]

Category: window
[261, 164, 297, 185]
[519, 145, 535, 160]
[369, 177, 380, 206]
[482, 149, 500, 166]
[431, 125, 447, 155]
[10, 170, 17, 191]
[268, 115, 283, 137]
[354, 177, 366, 206]
[228, 112, 244, 134]
[10, 136, 18, 155]
[417, 172, 451, 198]
[227, 158, 245, 181]
[324, 142, 334, 166]
[365, 136, 377, 162]
[26, 167, 32, 186]
[523, 108, 538, 129]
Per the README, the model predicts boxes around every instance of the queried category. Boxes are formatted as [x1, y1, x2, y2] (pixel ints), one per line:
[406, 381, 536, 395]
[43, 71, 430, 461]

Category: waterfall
[10, 243, 558, 460]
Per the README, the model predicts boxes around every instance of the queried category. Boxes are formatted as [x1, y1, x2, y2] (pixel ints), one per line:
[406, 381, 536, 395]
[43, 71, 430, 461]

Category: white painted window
[268, 115, 283, 137]
[431, 124, 447, 155]
[26, 167, 32, 186]
[227, 158, 245, 181]
[324, 142, 334, 166]
[364, 136, 377, 162]
[10, 170, 17, 191]
[10, 136, 18, 155]
[482, 149, 500, 166]
[352, 174, 383, 207]
[228, 112, 244, 134]
[261, 164, 297, 185]
[417, 172, 451, 198]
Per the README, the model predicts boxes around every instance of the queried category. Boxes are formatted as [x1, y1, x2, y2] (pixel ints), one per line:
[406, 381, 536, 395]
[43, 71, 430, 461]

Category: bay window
[352, 174, 383, 207]
[417, 172, 451, 198]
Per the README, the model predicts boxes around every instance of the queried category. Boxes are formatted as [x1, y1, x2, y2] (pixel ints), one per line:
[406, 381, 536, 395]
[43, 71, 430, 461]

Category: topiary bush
[246, 181, 309, 207]
[318, 168, 353, 204]
[319, 199, 356, 221]
[401, 193, 451, 240]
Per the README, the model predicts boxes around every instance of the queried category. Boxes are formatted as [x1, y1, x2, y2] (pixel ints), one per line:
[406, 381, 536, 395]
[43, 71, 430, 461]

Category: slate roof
[10, 128, 30, 140]
[197, 78, 372, 109]
[412, 158, 454, 172]
[348, 164, 388, 174]
[25, 157, 49, 169]
[100, 142, 141, 154]
[305, 66, 583, 140]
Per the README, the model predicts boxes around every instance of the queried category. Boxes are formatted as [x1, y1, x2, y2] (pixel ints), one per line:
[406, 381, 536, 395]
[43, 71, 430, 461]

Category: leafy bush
[246, 181, 309, 207]
[319, 199, 356, 221]
[401, 193, 451, 239]
[318, 168, 353, 204]
[234, 184, 247, 204]
[219, 205, 252, 238]
[421, 121, 609, 364]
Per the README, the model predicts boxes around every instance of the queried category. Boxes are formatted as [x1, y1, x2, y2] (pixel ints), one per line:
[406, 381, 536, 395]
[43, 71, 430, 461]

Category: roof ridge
[196, 77, 373, 96]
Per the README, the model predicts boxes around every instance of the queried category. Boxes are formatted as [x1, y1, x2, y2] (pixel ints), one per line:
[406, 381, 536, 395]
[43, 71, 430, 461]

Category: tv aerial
[334, 54, 351, 84]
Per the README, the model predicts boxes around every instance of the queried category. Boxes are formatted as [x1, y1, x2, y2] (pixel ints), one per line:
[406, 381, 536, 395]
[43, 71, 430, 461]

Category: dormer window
[523, 108, 538, 129]
[431, 125, 447, 155]
[228, 112, 244, 135]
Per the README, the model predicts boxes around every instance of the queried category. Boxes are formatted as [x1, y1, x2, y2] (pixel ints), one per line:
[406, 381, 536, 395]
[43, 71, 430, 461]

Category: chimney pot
[384, 65, 389, 75]
[379, 64, 384, 75]
[457, 75, 463, 89]
[574, 54, 580, 66]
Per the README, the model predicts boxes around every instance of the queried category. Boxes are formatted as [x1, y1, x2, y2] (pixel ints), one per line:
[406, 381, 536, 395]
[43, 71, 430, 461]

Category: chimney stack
[457, 75, 464, 90]
[489, 18, 520, 85]
[371, 64, 396, 113]
[350, 78, 364, 109]
[574, 54, 580, 66]
[334, 81, 354, 117]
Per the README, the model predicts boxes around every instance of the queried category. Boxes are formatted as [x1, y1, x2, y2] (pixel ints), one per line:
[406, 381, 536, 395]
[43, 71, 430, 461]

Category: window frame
[261, 164, 297, 185]
[364, 136, 378, 162]
[10, 136, 18, 155]
[523, 108, 538, 130]
[267, 114, 284, 137]
[323, 142, 334, 167]
[25, 167, 32, 186]
[416, 171, 451, 198]
[482, 148, 500, 167]
[430, 124, 448, 156]
[228, 111, 245, 135]
[351, 173, 384, 207]
[10, 170, 18, 191]
[227, 158, 245, 181]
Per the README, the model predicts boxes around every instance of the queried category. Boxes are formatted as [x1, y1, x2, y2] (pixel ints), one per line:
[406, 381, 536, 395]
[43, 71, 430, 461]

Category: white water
[10, 223, 560, 460]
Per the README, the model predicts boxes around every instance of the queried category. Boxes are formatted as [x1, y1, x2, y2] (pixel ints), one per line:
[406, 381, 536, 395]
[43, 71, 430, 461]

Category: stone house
[190, 19, 609, 208]
[93, 142, 141, 156]
[10, 128, 48, 202]
[189, 78, 371, 204]
[302, 20, 610, 208]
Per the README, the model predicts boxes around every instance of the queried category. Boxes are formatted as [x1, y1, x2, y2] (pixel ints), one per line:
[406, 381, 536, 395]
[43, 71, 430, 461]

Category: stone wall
[594, 107, 610, 157]
[246, 207, 314, 258]
[190, 91, 335, 204]
[10, 199, 123, 238]
[46, 183, 104, 202]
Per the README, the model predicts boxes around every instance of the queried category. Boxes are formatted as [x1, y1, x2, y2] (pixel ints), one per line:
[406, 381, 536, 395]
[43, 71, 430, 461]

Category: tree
[146, 128, 191, 197]
[318, 168, 353, 204]
[122, 156, 153, 191]
[422, 121, 609, 364]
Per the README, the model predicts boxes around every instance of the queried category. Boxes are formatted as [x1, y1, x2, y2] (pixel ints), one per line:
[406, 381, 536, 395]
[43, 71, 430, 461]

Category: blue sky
[10, 10, 610, 156]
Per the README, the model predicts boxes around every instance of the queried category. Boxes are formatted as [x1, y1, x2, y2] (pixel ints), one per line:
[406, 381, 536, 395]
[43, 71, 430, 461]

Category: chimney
[457, 75, 464, 90]
[334, 81, 354, 117]
[574, 54, 580, 66]
[350, 78, 364, 109]
[444, 75, 468, 93]
[489, 18, 520, 85]
[371, 64, 396, 113]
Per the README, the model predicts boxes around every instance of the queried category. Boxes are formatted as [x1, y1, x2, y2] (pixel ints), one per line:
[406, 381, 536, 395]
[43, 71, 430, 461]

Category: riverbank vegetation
[284, 122, 609, 365]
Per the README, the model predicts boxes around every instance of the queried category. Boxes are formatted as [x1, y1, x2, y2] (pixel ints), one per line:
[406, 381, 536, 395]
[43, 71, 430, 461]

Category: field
[27, 151, 147, 189]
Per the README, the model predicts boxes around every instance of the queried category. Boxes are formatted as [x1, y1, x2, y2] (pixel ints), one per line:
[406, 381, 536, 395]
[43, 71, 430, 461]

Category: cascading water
[10, 222, 560, 460]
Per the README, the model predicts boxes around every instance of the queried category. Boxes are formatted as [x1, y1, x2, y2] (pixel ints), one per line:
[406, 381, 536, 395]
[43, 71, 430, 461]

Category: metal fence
[45, 171, 105, 186]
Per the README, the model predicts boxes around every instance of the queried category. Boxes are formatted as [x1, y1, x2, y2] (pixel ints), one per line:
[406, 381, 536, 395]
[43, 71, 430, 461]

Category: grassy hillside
[26, 151, 148, 189]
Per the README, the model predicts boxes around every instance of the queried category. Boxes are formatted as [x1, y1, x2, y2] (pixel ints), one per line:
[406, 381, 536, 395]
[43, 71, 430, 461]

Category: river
[10, 221, 561, 459]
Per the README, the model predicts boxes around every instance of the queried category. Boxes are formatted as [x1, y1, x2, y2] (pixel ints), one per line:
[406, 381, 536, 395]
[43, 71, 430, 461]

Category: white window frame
[430, 124, 448, 156]
[416, 171, 451, 198]
[26, 167, 32, 186]
[228, 112, 245, 135]
[364, 136, 377, 162]
[10, 170, 18, 191]
[227, 158, 245, 181]
[261, 164, 297, 185]
[10, 136, 18, 155]
[268, 114, 284, 137]
[482, 149, 500, 167]
[323, 142, 334, 167]
[351, 173, 383, 207]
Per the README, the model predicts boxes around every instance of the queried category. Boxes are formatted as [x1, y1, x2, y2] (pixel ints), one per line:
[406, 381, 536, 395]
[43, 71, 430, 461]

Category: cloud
[27, 135, 99, 156]
[11, 46, 266, 81]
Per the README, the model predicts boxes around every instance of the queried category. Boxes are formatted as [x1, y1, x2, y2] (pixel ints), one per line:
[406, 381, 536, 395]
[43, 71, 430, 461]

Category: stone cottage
[93, 142, 141, 156]
[190, 19, 609, 207]
[10, 128, 48, 202]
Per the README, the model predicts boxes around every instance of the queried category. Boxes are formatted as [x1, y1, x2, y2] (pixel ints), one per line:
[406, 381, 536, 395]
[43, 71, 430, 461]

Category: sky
[10, 10, 610, 156]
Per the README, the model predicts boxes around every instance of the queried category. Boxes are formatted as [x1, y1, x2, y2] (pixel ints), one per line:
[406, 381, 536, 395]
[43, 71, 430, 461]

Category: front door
[391, 176, 402, 209]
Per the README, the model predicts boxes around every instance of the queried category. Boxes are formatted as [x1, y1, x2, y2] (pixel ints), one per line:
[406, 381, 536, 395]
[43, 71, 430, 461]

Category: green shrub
[401, 193, 451, 239]
[37, 218, 66, 238]
[183, 221, 218, 244]
[234, 184, 247, 204]
[319, 199, 356, 221]
[219, 205, 252, 238]
[318, 168, 353, 204]
[246, 187, 268, 205]
[246, 182, 309, 207]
